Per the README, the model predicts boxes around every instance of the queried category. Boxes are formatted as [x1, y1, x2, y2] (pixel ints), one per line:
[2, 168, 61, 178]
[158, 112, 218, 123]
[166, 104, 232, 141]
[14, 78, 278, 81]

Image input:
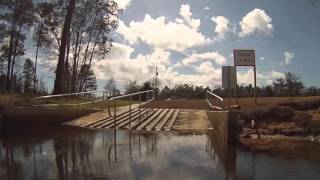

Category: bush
[237, 106, 294, 123]
[280, 100, 320, 111]
[270, 106, 294, 120]
[292, 112, 312, 127]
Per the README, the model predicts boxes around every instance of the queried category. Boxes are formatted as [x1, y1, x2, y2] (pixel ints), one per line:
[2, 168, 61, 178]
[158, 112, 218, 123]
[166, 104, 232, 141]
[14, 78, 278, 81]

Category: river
[0, 128, 320, 180]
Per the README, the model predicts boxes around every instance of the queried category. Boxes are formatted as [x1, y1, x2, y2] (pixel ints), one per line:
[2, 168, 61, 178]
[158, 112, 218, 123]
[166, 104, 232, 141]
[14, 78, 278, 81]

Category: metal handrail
[109, 90, 154, 100]
[31, 90, 109, 109]
[33, 91, 106, 99]
[206, 90, 224, 110]
[108, 90, 155, 129]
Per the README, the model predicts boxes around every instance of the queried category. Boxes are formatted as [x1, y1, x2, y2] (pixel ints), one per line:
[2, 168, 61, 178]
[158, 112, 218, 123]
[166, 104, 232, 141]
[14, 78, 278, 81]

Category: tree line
[126, 72, 320, 100]
[0, 0, 121, 94]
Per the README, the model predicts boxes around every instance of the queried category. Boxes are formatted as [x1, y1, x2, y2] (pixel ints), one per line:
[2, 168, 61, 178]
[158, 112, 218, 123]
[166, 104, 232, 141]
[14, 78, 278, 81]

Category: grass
[2, 93, 320, 111]
[146, 96, 320, 110]
[0, 93, 37, 107]
[0, 93, 139, 110]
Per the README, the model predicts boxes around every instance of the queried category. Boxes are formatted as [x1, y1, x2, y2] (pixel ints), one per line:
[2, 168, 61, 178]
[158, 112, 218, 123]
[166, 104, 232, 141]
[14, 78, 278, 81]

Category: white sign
[234, 49, 255, 66]
[222, 66, 237, 89]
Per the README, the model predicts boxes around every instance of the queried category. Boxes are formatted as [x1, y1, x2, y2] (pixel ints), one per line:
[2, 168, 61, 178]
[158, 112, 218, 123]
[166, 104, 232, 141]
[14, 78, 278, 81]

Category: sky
[22, 0, 320, 91]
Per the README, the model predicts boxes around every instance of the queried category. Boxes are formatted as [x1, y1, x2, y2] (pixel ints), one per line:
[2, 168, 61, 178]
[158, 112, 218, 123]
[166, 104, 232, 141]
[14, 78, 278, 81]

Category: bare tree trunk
[71, 32, 80, 93]
[34, 23, 43, 93]
[6, 19, 16, 91]
[65, 32, 71, 93]
[53, 0, 76, 94]
[10, 22, 23, 92]
[78, 26, 101, 92]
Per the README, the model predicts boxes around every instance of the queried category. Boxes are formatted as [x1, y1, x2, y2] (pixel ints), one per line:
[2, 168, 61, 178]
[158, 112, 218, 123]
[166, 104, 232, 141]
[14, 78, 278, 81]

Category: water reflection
[0, 129, 320, 180]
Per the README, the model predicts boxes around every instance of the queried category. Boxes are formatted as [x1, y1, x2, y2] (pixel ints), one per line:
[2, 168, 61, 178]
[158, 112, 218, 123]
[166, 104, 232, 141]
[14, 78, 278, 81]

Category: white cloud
[178, 4, 201, 30]
[204, 6, 211, 10]
[194, 61, 221, 78]
[211, 16, 231, 38]
[239, 8, 273, 37]
[260, 56, 265, 60]
[282, 51, 294, 65]
[237, 69, 284, 86]
[114, 0, 132, 10]
[93, 43, 226, 89]
[94, 43, 171, 85]
[116, 4, 209, 52]
[182, 52, 227, 66]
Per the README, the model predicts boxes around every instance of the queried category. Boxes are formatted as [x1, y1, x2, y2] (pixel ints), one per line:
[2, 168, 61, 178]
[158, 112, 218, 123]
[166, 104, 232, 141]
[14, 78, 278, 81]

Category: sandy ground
[173, 110, 212, 130]
[146, 96, 320, 110]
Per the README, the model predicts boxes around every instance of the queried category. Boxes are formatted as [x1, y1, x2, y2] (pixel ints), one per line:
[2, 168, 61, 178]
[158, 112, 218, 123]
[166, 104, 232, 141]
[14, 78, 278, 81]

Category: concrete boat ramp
[65, 107, 212, 131]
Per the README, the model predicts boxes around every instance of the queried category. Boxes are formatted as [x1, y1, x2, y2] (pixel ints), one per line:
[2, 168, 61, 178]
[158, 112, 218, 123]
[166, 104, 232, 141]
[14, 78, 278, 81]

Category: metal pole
[61, 95, 64, 108]
[155, 66, 158, 100]
[129, 96, 132, 128]
[139, 93, 141, 124]
[114, 100, 117, 129]
[77, 94, 80, 110]
[91, 92, 94, 110]
[146, 92, 149, 121]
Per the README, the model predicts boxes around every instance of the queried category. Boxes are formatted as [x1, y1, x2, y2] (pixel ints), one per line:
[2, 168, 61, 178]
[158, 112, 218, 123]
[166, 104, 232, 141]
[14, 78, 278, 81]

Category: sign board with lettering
[234, 49, 255, 66]
[222, 66, 237, 89]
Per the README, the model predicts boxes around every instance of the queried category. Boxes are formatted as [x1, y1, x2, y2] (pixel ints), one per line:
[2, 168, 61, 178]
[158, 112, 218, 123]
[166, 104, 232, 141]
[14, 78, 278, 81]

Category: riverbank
[235, 98, 320, 150]
[0, 107, 97, 135]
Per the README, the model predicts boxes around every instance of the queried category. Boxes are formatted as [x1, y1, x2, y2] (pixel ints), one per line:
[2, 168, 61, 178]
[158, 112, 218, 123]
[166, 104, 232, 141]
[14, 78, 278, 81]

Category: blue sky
[23, 0, 320, 91]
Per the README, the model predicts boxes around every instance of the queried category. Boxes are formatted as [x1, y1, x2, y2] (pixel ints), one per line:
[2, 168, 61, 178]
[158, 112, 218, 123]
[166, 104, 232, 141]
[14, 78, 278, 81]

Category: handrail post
[139, 93, 141, 124]
[77, 94, 80, 110]
[129, 96, 132, 128]
[91, 92, 94, 110]
[114, 100, 117, 129]
[146, 91, 149, 120]
[61, 95, 64, 108]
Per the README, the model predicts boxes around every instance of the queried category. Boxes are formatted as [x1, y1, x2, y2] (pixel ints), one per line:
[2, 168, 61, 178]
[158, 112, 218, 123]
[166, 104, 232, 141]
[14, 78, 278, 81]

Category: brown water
[0, 129, 320, 180]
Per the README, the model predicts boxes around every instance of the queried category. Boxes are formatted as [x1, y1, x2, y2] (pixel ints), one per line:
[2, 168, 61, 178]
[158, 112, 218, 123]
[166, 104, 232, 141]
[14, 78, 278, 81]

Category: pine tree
[79, 64, 97, 91]
[85, 70, 97, 91]
[22, 58, 34, 93]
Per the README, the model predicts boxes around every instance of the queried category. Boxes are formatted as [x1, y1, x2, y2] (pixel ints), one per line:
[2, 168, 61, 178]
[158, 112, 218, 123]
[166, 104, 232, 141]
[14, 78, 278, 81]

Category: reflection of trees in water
[53, 132, 96, 180]
[0, 144, 23, 180]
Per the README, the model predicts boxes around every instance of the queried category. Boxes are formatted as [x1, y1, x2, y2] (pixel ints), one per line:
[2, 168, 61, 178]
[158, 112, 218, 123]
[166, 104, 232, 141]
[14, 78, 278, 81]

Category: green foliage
[125, 81, 140, 94]
[79, 65, 97, 91]
[159, 84, 210, 99]
[22, 58, 34, 93]
[273, 72, 304, 96]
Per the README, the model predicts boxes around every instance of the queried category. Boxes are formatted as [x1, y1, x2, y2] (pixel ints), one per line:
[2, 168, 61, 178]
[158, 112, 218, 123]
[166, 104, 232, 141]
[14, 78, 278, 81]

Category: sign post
[233, 49, 257, 104]
[222, 66, 237, 108]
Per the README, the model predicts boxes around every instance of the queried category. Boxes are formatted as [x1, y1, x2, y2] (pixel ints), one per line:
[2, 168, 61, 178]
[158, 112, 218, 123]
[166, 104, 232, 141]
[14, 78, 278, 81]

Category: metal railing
[32, 91, 109, 110]
[206, 90, 224, 110]
[108, 90, 155, 129]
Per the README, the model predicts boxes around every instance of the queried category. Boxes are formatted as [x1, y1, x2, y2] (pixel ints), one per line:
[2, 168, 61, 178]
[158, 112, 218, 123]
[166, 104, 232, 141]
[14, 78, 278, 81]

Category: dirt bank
[1, 107, 96, 134]
[238, 137, 320, 160]
[235, 99, 320, 147]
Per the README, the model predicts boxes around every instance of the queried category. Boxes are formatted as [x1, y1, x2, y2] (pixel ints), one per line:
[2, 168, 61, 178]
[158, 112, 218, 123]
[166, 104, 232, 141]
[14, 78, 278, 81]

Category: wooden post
[228, 66, 231, 108]
[235, 66, 239, 105]
[253, 65, 257, 105]
[0, 106, 2, 133]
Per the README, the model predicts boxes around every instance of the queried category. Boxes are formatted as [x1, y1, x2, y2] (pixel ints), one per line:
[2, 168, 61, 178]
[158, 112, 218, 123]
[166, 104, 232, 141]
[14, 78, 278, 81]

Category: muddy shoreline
[235, 99, 320, 150]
